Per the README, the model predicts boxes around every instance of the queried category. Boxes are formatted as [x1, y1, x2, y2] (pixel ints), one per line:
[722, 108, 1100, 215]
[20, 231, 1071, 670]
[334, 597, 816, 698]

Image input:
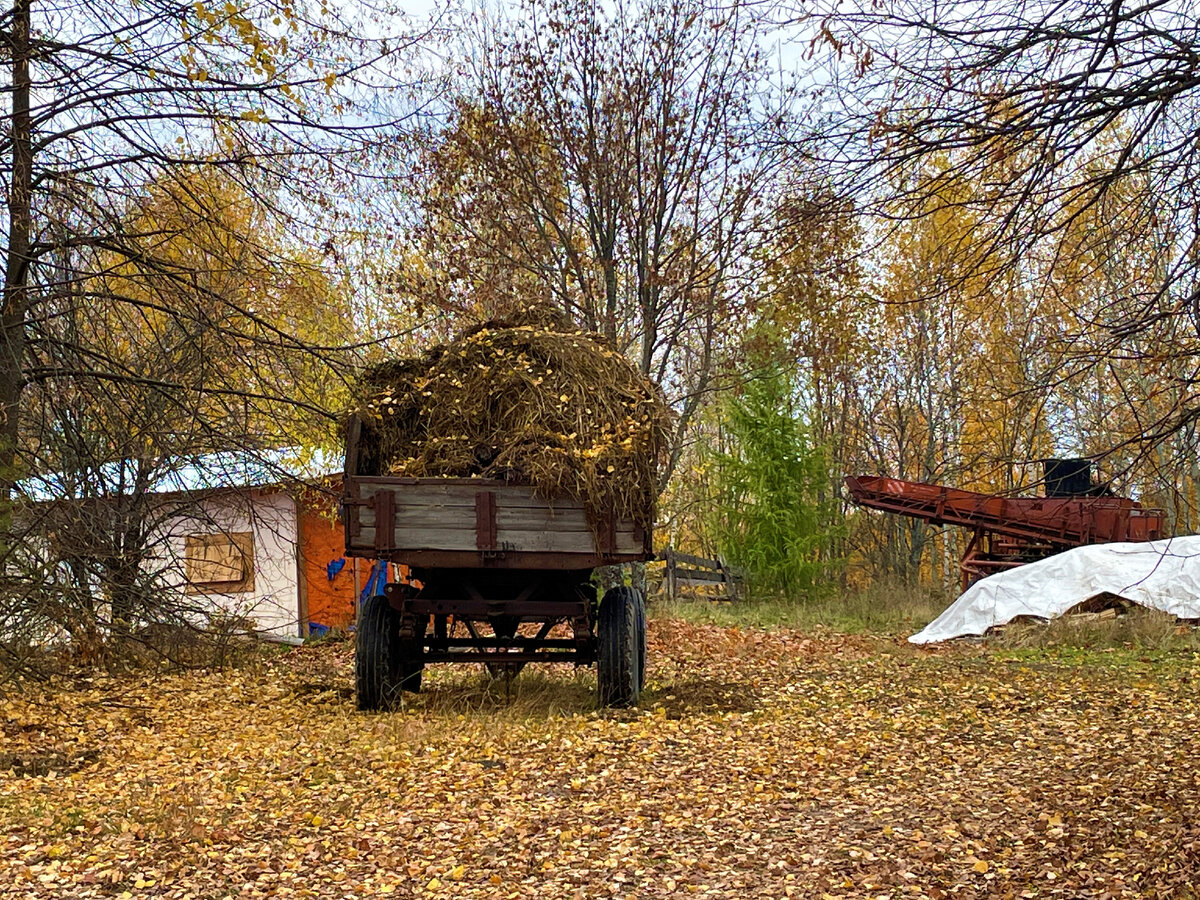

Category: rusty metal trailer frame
[380, 567, 599, 667]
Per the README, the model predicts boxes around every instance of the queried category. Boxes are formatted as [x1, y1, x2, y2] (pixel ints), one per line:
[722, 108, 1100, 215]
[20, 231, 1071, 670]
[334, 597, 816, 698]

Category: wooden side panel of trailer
[343, 478, 647, 569]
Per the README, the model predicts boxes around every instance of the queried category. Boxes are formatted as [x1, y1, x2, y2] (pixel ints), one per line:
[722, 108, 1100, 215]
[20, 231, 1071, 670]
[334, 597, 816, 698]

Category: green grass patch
[651, 580, 948, 635]
[654, 582, 1200, 664]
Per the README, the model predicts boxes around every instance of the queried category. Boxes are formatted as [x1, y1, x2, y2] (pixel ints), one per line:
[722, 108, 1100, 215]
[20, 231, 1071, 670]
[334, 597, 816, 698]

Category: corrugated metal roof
[19, 447, 344, 503]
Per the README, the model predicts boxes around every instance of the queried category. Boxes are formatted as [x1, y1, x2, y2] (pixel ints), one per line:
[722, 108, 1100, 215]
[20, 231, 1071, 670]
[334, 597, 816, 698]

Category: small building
[23, 449, 368, 639]
[164, 482, 362, 637]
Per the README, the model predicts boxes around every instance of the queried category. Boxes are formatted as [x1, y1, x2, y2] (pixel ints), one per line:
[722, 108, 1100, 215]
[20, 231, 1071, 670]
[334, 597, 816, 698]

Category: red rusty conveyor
[843, 474, 1168, 588]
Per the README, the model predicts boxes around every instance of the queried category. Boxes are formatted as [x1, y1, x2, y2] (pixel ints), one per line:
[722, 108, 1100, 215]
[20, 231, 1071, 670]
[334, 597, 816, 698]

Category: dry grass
[658, 582, 1200, 657]
[350, 303, 672, 531]
[653, 579, 950, 636]
[993, 604, 1200, 652]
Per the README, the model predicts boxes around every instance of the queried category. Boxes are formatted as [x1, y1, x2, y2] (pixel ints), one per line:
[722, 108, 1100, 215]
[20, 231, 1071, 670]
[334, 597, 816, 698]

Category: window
[185, 532, 255, 593]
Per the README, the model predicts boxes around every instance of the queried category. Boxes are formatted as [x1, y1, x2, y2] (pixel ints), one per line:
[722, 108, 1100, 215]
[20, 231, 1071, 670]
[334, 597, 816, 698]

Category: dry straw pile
[352, 305, 672, 530]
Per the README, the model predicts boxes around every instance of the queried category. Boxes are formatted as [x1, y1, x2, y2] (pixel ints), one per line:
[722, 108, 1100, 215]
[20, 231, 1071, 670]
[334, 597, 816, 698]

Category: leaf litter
[2, 623, 1199, 898]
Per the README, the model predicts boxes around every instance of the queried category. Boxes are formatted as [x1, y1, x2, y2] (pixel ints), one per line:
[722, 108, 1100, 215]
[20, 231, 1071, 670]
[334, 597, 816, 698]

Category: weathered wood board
[344, 478, 646, 566]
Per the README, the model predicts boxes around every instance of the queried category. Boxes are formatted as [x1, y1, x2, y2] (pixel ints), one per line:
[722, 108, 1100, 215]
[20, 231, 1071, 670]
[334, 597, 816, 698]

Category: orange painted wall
[298, 487, 359, 630]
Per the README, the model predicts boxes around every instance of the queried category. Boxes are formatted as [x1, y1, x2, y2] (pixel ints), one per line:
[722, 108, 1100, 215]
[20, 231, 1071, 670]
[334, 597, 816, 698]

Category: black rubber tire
[634, 590, 647, 692]
[399, 615, 425, 694]
[356, 594, 402, 711]
[598, 586, 641, 707]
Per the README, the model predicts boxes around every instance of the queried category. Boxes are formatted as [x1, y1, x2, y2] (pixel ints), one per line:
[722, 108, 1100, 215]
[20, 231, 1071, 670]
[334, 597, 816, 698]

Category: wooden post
[353, 557, 362, 623]
[295, 498, 309, 638]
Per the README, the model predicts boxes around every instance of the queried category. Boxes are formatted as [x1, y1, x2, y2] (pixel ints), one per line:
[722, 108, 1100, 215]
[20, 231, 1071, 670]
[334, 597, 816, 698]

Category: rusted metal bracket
[372, 490, 395, 555]
[383, 580, 415, 613]
[475, 490, 497, 551]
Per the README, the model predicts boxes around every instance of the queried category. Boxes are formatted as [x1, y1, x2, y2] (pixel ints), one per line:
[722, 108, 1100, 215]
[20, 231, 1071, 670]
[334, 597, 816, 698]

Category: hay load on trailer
[351, 304, 670, 532]
[343, 304, 672, 709]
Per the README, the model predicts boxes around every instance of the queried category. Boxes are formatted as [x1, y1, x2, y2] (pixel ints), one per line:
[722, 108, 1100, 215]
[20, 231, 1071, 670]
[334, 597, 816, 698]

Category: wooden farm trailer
[342, 417, 651, 710]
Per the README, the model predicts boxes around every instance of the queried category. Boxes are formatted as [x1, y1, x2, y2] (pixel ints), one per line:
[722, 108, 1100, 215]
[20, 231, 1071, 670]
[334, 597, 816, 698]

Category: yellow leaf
[311, 815, 324, 827]
[973, 860, 989, 874]
[449, 865, 466, 881]
[489, 875, 502, 886]
[426, 878, 441, 890]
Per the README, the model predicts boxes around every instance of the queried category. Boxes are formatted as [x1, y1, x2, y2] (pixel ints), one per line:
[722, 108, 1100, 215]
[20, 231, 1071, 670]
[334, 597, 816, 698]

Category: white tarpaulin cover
[910, 536, 1200, 644]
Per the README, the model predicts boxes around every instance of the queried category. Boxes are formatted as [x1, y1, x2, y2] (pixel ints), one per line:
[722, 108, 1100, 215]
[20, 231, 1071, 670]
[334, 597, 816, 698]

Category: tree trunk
[1, 0, 32, 501]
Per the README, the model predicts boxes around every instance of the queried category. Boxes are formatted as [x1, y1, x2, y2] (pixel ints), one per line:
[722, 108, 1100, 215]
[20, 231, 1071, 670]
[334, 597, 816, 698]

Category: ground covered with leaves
[3, 620, 1199, 898]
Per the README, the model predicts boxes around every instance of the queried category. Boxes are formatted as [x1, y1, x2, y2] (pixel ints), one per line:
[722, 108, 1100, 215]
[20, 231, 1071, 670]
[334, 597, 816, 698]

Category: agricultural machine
[844, 459, 1168, 589]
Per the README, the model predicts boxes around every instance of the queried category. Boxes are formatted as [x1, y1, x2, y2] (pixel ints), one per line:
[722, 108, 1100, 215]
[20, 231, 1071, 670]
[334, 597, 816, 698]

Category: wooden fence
[652, 548, 744, 602]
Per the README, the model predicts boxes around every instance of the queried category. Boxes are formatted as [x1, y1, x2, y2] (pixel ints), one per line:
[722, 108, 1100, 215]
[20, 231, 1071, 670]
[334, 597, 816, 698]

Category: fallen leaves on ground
[2, 621, 1199, 898]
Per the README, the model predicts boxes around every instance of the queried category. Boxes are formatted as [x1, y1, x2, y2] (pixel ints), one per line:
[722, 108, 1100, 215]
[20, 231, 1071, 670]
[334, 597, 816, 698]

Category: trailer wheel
[356, 596, 423, 710]
[399, 615, 426, 694]
[635, 590, 647, 691]
[356, 594, 401, 711]
[598, 587, 642, 707]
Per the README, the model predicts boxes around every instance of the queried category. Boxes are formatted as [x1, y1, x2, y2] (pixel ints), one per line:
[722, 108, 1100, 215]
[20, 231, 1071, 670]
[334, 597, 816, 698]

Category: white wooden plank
[349, 477, 644, 557]
[355, 525, 639, 555]
[394, 526, 478, 550]
[357, 482, 476, 507]
[358, 480, 589, 511]
[487, 484, 586, 510]
[357, 525, 479, 551]
[360, 505, 477, 530]
[492, 529, 642, 554]
[504, 531, 594, 553]
[496, 505, 591, 532]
